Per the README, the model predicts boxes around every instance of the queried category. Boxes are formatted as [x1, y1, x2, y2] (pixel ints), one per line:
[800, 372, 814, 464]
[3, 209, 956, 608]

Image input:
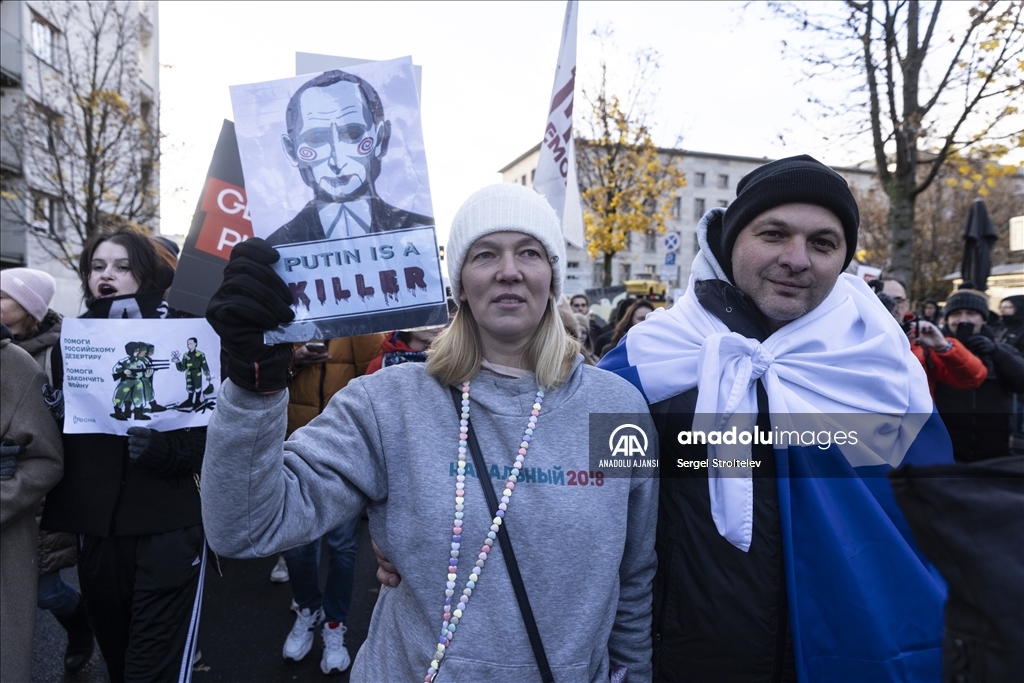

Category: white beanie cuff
[446, 184, 566, 301]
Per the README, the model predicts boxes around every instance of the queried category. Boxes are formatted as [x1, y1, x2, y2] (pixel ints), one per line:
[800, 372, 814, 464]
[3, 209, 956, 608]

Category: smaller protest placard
[61, 318, 221, 436]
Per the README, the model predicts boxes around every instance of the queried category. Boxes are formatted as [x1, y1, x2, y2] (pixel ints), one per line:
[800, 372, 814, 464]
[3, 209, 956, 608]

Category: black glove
[206, 239, 295, 392]
[964, 334, 995, 358]
[127, 426, 153, 461]
[0, 439, 24, 478]
[127, 426, 205, 477]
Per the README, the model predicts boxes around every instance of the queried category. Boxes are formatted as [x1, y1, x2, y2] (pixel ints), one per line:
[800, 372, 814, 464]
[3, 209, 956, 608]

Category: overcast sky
[158, 1, 1010, 246]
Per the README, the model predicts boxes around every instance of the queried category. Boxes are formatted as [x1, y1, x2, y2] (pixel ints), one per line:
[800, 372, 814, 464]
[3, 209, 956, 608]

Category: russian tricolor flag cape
[599, 208, 952, 682]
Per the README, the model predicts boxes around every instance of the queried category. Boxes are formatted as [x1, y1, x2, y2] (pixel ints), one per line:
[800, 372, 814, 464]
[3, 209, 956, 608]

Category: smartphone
[305, 342, 327, 354]
[954, 322, 974, 345]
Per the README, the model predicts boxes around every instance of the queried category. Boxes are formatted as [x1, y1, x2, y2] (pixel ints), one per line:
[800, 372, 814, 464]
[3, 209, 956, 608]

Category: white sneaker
[282, 602, 324, 661]
[320, 622, 351, 674]
[270, 556, 289, 583]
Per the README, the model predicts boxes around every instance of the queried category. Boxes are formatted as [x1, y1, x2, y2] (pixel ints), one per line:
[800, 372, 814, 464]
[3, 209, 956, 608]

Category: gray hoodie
[202, 358, 657, 683]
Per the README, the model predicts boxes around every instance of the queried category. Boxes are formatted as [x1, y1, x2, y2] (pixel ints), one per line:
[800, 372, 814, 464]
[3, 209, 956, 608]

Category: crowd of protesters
[1, 156, 1022, 683]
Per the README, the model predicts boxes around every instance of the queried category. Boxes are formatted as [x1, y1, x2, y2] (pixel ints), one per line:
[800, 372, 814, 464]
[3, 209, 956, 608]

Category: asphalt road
[31, 519, 380, 683]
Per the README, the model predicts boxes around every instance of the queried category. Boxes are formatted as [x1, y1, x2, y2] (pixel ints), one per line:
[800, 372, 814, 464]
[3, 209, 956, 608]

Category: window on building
[32, 103, 59, 154]
[140, 99, 154, 129]
[522, 174, 527, 186]
[531, 169, 536, 184]
[718, 174, 729, 189]
[30, 193, 58, 235]
[718, 199, 729, 208]
[644, 264, 657, 276]
[671, 197, 681, 220]
[31, 14, 58, 65]
[694, 172, 706, 188]
[645, 230, 657, 252]
[567, 261, 579, 269]
[620, 263, 631, 282]
[693, 233, 701, 255]
[694, 198, 706, 220]
[140, 160, 154, 210]
[592, 263, 604, 286]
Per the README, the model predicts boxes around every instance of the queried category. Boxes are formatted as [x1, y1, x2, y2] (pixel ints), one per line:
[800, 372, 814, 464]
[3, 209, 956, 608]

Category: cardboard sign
[230, 57, 447, 341]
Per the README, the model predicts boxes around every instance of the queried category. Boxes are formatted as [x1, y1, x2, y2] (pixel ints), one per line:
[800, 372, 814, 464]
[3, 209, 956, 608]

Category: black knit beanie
[721, 155, 860, 275]
[944, 289, 989, 317]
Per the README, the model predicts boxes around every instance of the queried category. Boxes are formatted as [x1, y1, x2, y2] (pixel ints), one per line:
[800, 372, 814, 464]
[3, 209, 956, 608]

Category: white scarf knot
[622, 272, 934, 552]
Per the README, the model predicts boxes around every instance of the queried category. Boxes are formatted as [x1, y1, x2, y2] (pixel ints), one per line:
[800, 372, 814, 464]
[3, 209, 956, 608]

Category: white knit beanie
[447, 184, 566, 302]
[0, 268, 55, 322]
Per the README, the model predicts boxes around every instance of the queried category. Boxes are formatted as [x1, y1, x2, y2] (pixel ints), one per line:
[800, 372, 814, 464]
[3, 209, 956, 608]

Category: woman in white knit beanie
[203, 183, 658, 682]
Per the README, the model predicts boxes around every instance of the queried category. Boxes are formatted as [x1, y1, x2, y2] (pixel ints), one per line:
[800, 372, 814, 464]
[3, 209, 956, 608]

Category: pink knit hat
[0, 268, 56, 322]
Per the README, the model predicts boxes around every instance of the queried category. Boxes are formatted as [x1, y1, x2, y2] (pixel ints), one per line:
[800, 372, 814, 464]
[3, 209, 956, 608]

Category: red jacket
[911, 338, 988, 398]
[365, 332, 426, 376]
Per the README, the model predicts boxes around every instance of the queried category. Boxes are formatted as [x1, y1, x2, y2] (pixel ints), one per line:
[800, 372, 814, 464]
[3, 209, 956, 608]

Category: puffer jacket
[286, 334, 384, 435]
[910, 337, 988, 398]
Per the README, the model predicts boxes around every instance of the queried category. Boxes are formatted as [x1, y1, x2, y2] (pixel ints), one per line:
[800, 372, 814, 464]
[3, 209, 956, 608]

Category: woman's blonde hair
[427, 295, 580, 389]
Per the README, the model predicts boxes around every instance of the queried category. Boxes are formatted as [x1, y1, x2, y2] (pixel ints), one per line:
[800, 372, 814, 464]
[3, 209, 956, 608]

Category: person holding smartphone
[935, 289, 1024, 462]
[906, 315, 987, 398]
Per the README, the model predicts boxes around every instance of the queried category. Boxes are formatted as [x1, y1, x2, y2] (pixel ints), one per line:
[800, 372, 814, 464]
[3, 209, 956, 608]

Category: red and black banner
[167, 120, 253, 317]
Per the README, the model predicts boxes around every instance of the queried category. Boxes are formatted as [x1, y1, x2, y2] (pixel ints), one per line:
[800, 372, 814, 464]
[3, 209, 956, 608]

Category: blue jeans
[37, 570, 81, 618]
[283, 517, 359, 624]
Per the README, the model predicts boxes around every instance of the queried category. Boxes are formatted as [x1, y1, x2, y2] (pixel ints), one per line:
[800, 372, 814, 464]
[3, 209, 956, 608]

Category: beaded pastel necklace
[424, 381, 545, 683]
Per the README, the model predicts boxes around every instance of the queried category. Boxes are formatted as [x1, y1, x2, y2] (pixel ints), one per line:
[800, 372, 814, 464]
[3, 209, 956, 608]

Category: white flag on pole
[533, 0, 585, 249]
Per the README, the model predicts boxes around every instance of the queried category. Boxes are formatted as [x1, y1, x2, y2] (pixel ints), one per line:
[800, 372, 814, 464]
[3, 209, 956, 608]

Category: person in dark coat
[41, 229, 207, 683]
[996, 295, 1024, 355]
[919, 297, 942, 325]
[600, 155, 952, 682]
[890, 455, 1024, 683]
[995, 294, 1024, 452]
[937, 289, 1024, 462]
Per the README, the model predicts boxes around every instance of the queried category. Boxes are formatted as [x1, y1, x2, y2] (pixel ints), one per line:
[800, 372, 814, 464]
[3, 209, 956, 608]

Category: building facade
[499, 144, 877, 298]
[1, 0, 160, 315]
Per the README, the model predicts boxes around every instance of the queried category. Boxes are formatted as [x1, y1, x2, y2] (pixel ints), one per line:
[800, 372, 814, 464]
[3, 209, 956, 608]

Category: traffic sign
[663, 232, 680, 252]
[664, 252, 677, 266]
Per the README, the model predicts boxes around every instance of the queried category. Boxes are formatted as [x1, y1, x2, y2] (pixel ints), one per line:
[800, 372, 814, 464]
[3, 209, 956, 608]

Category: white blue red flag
[600, 207, 951, 681]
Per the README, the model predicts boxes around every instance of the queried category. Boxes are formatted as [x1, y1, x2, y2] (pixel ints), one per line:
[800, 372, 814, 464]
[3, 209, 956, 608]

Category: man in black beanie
[937, 289, 1024, 462]
[601, 154, 953, 681]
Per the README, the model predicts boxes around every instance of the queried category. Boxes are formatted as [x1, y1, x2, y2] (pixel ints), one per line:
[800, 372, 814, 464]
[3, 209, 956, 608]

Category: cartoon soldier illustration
[171, 337, 211, 409]
[111, 341, 148, 421]
[137, 343, 166, 413]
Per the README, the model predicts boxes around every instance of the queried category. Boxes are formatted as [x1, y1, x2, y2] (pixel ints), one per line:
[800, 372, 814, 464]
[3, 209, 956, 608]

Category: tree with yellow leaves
[853, 158, 1023, 302]
[1, 1, 159, 269]
[576, 54, 685, 287]
[771, 0, 1024, 291]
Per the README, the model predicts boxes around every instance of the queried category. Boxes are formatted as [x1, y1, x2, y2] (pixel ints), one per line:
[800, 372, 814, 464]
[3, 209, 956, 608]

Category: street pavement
[31, 519, 380, 683]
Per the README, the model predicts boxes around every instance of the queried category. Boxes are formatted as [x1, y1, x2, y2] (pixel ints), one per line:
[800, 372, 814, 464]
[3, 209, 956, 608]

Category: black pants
[78, 525, 205, 683]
